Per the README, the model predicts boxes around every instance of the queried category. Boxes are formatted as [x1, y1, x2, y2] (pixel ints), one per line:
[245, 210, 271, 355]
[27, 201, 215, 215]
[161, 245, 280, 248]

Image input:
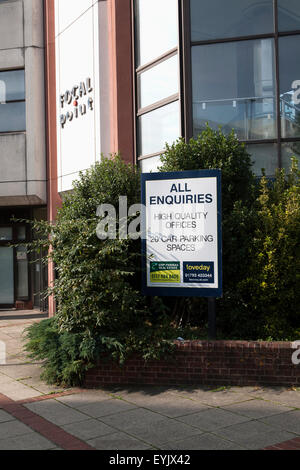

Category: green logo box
[150, 261, 180, 283]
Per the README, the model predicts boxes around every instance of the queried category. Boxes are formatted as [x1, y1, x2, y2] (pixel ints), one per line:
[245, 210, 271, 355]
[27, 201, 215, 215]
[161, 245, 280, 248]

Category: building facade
[0, 0, 47, 310]
[42, 0, 300, 314]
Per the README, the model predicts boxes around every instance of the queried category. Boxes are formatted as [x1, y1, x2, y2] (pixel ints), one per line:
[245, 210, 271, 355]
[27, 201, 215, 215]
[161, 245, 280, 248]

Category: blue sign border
[141, 169, 223, 298]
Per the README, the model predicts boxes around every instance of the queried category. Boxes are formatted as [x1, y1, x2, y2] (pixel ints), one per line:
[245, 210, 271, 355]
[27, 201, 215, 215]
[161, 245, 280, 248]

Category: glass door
[0, 246, 14, 306]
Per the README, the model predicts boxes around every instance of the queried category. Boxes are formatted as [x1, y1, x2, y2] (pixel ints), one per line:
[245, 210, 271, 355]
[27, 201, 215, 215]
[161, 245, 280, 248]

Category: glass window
[138, 55, 179, 109]
[246, 143, 279, 176]
[192, 39, 276, 140]
[17, 226, 26, 241]
[135, 0, 178, 66]
[140, 155, 162, 173]
[279, 36, 300, 138]
[16, 246, 29, 298]
[0, 227, 12, 241]
[190, 0, 274, 42]
[138, 100, 180, 157]
[0, 102, 26, 132]
[0, 247, 14, 304]
[0, 70, 25, 103]
[278, 0, 300, 32]
[281, 142, 300, 173]
[0, 70, 25, 132]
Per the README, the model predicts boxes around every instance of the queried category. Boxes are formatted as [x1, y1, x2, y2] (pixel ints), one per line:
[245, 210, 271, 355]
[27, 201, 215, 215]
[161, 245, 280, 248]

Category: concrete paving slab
[17, 377, 66, 395]
[87, 432, 152, 450]
[172, 388, 253, 406]
[0, 380, 42, 400]
[223, 399, 295, 419]
[75, 398, 137, 418]
[160, 432, 246, 450]
[213, 420, 296, 450]
[0, 364, 42, 379]
[62, 418, 116, 441]
[0, 409, 15, 423]
[177, 407, 251, 431]
[259, 410, 300, 434]
[251, 389, 300, 408]
[0, 419, 34, 439]
[0, 373, 15, 385]
[114, 391, 212, 418]
[126, 419, 203, 447]
[0, 432, 56, 450]
[25, 399, 89, 426]
[99, 407, 167, 431]
[56, 390, 114, 407]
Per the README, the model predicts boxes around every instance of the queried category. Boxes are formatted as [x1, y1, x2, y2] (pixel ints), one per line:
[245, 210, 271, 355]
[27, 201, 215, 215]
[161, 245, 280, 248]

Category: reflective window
[140, 155, 161, 173]
[0, 247, 14, 304]
[278, 0, 300, 32]
[246, 143, 278, 176]
[138, 55, 179, 109]
[281, 142, 300, 172]
[190, 0, 274, 42]
[0, 70, 25, 132]
[0, 70, 25, 102]
[135, 0, 178, 66]
[0, 102, 26, 132]
[0, 227, 12, 241]
[17, 226, 26, 241]
[138, 101, 180, 157]
[16, 246, 29, 298]
[192, 39, 276, 140]
[279, 36, 300, 138]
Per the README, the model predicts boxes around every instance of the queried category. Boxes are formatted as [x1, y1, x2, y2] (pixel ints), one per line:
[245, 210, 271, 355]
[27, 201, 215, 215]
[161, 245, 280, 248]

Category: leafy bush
[24, 317, 125, 386]
[24, 131, 300, 386]
[236, 159, 300, 339]
[25, 155, 175, 386]
[159, 128, 300, 340]
[159, 127, 258, 330]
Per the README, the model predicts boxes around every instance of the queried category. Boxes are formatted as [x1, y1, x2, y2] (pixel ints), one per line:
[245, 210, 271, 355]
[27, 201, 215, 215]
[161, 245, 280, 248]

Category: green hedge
[24, 130, 300, 386]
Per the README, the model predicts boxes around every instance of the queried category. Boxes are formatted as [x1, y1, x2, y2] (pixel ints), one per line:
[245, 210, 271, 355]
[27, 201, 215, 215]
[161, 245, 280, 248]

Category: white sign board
[141, 170, 222, 297]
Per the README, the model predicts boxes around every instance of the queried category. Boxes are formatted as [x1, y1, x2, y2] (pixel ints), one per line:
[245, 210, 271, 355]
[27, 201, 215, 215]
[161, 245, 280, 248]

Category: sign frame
[141, 169, 222, 298]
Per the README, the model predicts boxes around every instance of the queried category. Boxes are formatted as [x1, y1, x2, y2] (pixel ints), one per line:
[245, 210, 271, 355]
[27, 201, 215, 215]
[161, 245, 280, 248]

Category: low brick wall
[84, 340, 300, 388]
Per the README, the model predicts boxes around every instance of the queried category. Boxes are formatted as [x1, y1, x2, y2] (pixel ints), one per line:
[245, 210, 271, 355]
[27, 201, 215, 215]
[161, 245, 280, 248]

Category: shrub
[237, 159, 300, 339]
[25, 155, 174, 386]
[159, 127, 259, 331]
[24, 132, 300, 386]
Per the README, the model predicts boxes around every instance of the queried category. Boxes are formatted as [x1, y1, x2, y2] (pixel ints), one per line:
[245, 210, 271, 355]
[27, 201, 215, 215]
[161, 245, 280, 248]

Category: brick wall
[84, 340, 300, 388]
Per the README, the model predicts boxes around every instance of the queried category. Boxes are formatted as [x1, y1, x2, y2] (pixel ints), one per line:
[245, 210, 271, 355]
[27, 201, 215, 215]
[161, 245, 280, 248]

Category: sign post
[141, 170, 222, 337]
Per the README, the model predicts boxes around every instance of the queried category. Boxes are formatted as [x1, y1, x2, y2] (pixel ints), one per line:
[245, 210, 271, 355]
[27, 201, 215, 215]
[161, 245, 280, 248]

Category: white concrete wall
[0, 0, 46, 206]
[55, 0, 101, 193]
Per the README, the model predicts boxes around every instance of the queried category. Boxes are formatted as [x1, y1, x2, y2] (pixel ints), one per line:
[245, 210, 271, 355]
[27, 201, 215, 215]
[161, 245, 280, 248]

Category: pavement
[0, 310, 299, 451]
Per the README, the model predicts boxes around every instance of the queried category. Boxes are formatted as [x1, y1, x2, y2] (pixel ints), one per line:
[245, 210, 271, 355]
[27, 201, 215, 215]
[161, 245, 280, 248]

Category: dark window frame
[132, 0, 182, 162]
[0, 223, 31, 307]
[0, 68, 26, 134]
[132, 0, 300, 169]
